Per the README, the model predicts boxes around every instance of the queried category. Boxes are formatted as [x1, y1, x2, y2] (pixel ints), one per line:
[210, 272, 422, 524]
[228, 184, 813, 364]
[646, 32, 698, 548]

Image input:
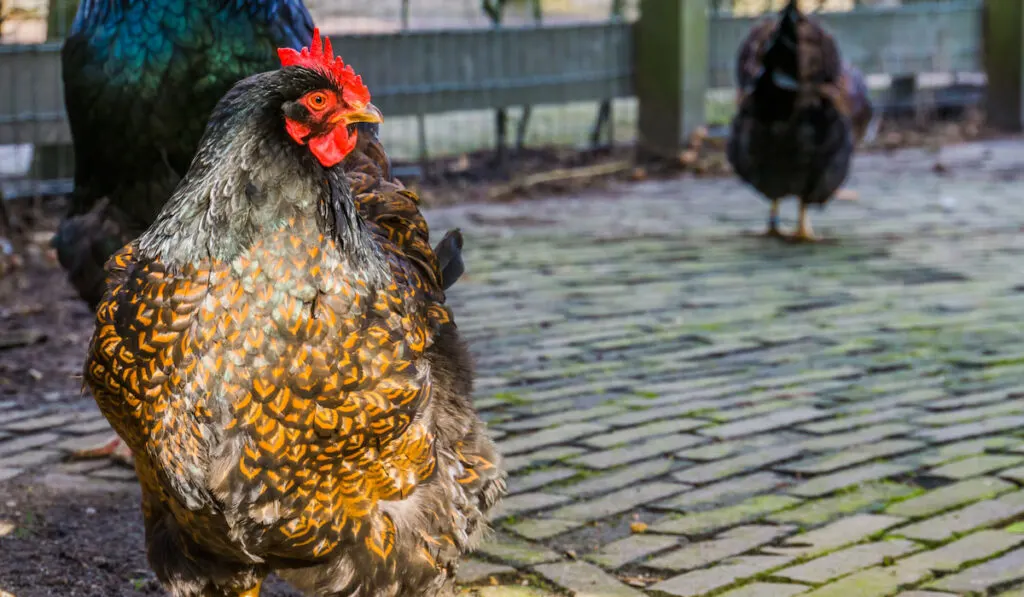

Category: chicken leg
[791, 201, 819, 242]
[762, 198, 783, 237]
[237, 582, 262, 597]
[69, 434, 134, 466]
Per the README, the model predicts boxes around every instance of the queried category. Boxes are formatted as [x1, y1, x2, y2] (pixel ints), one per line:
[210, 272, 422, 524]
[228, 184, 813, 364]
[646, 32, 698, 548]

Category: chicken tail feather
[52, 197, 135, 310]
[862, 112, 882, 145]
[434, 229, 465, 291]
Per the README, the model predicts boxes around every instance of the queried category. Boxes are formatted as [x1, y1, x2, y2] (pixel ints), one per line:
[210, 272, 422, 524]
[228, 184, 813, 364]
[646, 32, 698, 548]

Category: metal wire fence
[0, 0, 985, 197]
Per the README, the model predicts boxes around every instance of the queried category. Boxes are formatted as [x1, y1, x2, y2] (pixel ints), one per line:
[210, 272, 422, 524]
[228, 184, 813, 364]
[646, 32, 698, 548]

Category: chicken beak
[340, 103, 384, 126]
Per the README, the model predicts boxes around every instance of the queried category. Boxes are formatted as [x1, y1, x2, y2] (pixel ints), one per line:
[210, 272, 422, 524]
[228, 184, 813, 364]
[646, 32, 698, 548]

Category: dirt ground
[0, 479, 305, 597]
[0, 245, 92, 410]
[0, 478, 164, 597]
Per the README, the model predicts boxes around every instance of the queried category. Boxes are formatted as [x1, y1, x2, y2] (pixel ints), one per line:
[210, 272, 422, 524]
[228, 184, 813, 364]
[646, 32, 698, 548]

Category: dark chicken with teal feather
[56, 0, 316, 309]
[83, 30, 504, 596]
[728, 0, 874, 242]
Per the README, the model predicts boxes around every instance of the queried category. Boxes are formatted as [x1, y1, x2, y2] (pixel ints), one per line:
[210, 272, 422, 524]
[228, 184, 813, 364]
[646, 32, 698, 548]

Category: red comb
[278, 28, 371, 106]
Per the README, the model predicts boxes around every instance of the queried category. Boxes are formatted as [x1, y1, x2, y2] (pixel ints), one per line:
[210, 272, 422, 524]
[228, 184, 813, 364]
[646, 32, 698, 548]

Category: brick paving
[5, 139, 1024, 595]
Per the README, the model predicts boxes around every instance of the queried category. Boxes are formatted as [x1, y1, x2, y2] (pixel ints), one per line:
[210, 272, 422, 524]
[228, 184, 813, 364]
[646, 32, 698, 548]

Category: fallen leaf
[678, 150, 699, 168]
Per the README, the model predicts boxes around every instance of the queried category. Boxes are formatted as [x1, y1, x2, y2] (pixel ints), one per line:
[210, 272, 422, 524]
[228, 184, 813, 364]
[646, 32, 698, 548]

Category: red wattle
[285, 118, 312, 145]
[309, 126, 357, 168]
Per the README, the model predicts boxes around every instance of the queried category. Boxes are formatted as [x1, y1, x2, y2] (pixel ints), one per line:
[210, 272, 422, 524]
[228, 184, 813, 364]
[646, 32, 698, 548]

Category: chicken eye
[307, 92, 329, 111]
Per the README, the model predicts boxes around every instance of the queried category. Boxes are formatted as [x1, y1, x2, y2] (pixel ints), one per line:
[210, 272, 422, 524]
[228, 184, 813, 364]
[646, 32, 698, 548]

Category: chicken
[728, 0, 871, 241]
[82, 30, 505, 596]
[55, 0, 316, 310]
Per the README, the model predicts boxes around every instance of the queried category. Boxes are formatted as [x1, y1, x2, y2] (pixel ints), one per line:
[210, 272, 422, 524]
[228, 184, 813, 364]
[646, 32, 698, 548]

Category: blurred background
[0, 0, 987, 200]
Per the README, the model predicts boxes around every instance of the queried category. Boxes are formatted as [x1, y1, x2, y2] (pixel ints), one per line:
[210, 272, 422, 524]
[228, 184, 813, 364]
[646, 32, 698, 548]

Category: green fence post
[636, 0, 709, 160]
[984, 0, 1024, 131]
[28, 0, 78, 188]
[47, 0, 78, 39]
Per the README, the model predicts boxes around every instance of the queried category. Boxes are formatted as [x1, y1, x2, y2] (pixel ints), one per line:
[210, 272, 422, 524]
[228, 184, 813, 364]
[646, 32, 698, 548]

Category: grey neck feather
[138, 107, 389, 288]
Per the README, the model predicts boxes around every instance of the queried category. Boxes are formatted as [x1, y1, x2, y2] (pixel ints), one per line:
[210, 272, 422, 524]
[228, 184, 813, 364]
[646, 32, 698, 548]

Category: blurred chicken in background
[727, 0, 874, 241]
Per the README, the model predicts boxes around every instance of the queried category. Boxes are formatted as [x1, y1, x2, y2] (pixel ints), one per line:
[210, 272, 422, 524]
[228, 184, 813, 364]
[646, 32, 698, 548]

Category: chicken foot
[237, 582, 262, 597]
[69, 434, 134, 466]
[791, 201, 820, 242]
[762, 198, 783, 237]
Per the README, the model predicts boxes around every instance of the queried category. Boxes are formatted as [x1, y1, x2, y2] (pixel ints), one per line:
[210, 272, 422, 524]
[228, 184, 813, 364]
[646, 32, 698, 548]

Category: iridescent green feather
[56, 0, 314, 308]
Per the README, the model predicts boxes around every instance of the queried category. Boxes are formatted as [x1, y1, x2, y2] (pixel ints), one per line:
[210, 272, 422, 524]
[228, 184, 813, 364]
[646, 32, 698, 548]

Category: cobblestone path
[5, 140, 1024, 596]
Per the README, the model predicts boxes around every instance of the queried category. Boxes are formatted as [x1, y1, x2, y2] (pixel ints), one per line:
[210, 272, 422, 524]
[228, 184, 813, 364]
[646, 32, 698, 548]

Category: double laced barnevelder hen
[83, 30, 504, 597]
[728, 0, 874, 242]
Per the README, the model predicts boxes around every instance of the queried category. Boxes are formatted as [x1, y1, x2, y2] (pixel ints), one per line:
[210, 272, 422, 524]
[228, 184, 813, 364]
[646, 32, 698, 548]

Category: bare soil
[0, 203, 93, 411]
[0, 478, 302, 597]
